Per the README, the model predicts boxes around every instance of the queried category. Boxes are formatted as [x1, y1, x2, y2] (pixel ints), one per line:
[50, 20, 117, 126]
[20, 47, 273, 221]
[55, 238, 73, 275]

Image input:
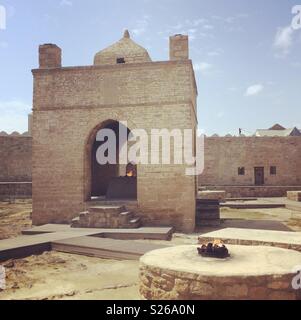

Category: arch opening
[84, 120, 137, 201]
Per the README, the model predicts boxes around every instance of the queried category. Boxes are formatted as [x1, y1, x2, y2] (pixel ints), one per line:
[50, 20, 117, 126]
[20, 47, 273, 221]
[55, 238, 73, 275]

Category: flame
[127, 171, 134, 177]
[213, 239, 224, 247]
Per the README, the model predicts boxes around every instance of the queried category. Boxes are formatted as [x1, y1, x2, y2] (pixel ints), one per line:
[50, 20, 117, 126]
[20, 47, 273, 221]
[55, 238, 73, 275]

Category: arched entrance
[84, 120, 137, 201]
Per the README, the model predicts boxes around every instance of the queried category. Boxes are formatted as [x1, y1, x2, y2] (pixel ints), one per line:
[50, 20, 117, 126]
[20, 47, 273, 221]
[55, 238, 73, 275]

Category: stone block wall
[0, 136, 32, 182]
[287, 191, 301, 202]
[0, 182, 32, 200]
[39, 44, 62, 69]
[140, 263, 300, 300]
[32, 59, 198, 232]
[199, 136, 301, 194]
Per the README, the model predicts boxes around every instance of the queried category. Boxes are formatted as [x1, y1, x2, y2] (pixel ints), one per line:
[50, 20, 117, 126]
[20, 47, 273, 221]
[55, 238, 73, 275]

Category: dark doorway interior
[254, 167, 265, 186]
[91, 121, 137, 199]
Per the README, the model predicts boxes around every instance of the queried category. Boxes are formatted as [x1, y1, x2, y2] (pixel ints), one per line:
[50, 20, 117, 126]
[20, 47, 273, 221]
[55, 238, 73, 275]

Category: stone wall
[0, 136, 32, 182]
[140, 263, 300, 300]
[287, 191, 301, 202]
[199, 136, 301, 197]
[140, 245, 301, 300]
[32, 59, 197, 232]
[203, 185, 301, 198]
[0, 182, 32, 200]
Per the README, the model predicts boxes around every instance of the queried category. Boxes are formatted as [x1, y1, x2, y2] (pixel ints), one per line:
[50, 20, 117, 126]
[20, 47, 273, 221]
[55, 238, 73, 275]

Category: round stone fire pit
[139, 245, 301, 300]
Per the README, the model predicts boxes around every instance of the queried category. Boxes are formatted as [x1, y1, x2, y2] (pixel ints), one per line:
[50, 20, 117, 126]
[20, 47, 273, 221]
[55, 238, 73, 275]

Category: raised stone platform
[198, 190, 226, 202]
[22, 224, 173, 240]
[52, 236, 168, 260]
[199, 228, 301, 252]
[202, 186, 301, 198]
[140, 245, 301, 300]
[0, 225, 174, 262]
[287, 191, 301, 202]
[72, 205, 142, 229]
[221, 200, 285, 209]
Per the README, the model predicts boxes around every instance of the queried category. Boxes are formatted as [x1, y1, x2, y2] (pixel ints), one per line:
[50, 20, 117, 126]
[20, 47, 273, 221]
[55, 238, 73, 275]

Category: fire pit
[197, 240, 230, 259]
[140, 245, 301, 300]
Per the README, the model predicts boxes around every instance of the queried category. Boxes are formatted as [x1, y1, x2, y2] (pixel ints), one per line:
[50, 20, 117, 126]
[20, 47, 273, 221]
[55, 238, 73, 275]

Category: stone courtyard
[1, 199, 301, 300]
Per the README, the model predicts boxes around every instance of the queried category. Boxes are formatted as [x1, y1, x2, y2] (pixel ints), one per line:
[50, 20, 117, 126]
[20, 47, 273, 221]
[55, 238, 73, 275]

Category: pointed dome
[94, 30, 152, 66]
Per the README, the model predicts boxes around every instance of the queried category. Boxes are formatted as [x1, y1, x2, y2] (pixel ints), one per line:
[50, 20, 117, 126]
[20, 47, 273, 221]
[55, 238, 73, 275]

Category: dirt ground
[0, 199, 301, 300]
[0, 199, 32, 240]
[220, 207, 301, 232]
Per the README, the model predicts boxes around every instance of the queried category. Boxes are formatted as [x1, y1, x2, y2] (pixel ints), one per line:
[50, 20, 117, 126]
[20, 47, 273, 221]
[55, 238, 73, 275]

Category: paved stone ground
[1, 199, 301, 300]
[219, 206, 301, 232]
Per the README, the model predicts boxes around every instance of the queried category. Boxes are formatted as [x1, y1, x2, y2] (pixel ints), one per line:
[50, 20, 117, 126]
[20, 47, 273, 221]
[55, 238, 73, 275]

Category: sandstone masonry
[31, 31, 198, 232]
[199, 136, 301, 197]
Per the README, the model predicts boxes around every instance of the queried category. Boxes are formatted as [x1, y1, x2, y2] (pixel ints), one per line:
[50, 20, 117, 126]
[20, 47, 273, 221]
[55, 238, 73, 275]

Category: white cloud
[245, 84, 264, 97]
[274, 26, 294, 56]
[194, 62, 213, 72]
[132, 28, 146, 36]
[185, 18, 208, 27]
[212, 14, 248, 24]
[207, 49, 223, 57]
[60, 0, 73, 6]
[0, 100, 31, 133]
[132, 15, 150, 37]
[203, 24, 214, 30]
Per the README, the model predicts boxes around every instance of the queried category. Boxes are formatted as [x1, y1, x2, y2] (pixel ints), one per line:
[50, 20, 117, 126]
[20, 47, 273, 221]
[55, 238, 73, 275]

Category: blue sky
[0, 0, 300, 135]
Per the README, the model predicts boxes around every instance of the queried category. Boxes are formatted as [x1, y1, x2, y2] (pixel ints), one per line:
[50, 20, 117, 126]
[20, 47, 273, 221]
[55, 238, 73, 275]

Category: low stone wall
[139, 245, 301, 300]
[140, 266, 299, 300]
[203, 186, 301, 198]
[0, 136, 32, 182]
[0, 182, 32, 200]
[287, 191, 301, 202]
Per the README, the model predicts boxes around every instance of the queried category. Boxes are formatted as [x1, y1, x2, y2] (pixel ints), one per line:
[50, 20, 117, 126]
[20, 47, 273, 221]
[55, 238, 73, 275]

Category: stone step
[89, 206, 125, 215]
[126, 217, 142, 229]
[119, 211, 133, 224]
[71, 207, 142, 229]
[71, 217, 80, 228]
[80, 211, 89, 217]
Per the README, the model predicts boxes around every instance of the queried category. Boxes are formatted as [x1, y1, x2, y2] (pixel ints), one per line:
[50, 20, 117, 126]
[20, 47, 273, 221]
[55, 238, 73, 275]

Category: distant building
[199, 124, 301, 198]
[255, 124, 301, 137]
